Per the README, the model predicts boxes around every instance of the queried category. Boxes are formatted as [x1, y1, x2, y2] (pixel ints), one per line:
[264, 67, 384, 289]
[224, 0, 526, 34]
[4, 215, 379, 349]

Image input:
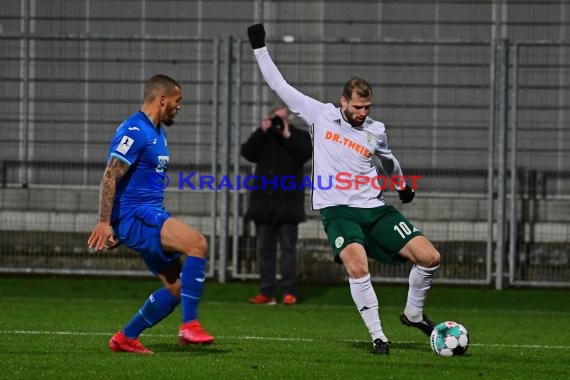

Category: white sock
[405, 265, 439, 322]
[349, 274, 388, 342]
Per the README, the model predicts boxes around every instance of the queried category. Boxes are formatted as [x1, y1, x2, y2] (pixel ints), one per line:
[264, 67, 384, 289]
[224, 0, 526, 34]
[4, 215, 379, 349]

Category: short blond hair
[342, 77, 373, 100]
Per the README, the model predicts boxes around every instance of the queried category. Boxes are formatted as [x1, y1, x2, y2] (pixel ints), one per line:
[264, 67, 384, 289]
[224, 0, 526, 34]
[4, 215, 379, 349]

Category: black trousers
[255, 223, 298, 297]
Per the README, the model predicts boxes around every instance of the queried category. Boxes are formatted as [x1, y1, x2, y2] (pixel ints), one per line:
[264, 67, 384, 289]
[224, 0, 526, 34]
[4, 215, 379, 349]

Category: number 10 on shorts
[394, 222, 412, 239]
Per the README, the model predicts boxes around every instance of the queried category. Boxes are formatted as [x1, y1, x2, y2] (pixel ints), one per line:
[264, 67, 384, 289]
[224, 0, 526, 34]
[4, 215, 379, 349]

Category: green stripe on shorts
[319, 204, 423, 265]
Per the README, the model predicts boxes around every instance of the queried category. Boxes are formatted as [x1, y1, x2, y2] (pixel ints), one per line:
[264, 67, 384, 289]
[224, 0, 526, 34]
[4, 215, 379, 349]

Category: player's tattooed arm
[98, 157, 129, 222]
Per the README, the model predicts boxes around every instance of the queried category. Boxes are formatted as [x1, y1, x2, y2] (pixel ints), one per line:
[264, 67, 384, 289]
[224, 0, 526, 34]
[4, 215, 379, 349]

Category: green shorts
[319, 204, 423, 265]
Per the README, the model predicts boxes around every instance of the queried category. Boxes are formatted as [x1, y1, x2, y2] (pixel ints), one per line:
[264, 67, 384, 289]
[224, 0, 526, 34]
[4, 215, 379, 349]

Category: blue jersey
[107, 111, 169, 220]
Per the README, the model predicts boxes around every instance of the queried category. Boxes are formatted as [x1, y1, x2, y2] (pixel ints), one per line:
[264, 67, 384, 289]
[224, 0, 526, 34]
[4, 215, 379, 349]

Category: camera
[270, 115, 284, 131]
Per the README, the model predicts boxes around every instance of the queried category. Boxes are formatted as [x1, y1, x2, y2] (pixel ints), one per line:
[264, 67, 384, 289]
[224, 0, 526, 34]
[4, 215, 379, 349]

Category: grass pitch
[0, 276, 569, 379]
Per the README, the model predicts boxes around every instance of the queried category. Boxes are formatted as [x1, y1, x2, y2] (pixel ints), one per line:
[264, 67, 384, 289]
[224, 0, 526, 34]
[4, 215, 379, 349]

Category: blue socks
[180, 256, 207, 322]
[121, 256, 206, 337]
[123, 287, 179, 338]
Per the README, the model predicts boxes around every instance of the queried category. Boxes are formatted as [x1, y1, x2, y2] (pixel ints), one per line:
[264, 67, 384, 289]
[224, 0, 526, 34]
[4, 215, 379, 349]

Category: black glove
[247, 23, 266, 49]
[398, 184, 415, 204]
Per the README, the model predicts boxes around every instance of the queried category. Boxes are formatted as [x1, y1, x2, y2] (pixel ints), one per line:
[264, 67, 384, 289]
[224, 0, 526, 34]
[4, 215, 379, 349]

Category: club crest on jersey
[116, 135, 134, 154]
[335, 236, 344, 249]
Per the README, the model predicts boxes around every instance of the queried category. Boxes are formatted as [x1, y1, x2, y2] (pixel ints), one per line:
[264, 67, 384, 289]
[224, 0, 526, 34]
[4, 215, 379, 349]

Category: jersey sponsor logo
[116, 135, 134, 154]
[156, 155, 169, 173]
[335, 236, 344, 249]
[324, 130, 373, 158]
[128, 126, 140, 131]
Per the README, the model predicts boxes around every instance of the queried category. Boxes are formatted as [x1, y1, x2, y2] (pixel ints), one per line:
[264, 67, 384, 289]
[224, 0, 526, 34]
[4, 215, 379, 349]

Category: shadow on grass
[151, 343, 231, 355]
[349, 341, 425, 352]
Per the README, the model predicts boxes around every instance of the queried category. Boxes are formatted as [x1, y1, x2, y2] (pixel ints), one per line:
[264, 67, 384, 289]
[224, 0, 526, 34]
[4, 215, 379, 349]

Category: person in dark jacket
[241, 105, 312, 305]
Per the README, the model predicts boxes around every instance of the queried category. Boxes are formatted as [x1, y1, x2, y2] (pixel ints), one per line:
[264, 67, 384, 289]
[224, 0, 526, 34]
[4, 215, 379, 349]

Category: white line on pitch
[1, 330, 569, 350]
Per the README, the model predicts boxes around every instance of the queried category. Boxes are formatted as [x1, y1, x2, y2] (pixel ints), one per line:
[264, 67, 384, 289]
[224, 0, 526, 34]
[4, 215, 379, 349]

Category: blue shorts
[113, 205, 182, 274]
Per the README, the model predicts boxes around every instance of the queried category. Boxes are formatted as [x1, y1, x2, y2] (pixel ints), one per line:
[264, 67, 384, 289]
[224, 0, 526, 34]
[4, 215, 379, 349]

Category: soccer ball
[429, 321, 469, 356]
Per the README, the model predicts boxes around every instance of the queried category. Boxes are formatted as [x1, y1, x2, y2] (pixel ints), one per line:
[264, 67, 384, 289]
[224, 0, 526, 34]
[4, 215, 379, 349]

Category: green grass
[1, 276, 569, 379]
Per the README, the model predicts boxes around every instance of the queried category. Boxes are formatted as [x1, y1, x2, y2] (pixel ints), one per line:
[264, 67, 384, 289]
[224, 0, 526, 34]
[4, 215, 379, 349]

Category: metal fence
[507, 41, 570, 287]
[0, 34, 223, 277]
[0, 34, 569, 288]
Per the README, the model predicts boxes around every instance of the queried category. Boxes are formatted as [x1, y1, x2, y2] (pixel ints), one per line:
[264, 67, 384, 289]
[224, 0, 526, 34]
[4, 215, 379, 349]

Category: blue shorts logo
[147, 172, 170, 190]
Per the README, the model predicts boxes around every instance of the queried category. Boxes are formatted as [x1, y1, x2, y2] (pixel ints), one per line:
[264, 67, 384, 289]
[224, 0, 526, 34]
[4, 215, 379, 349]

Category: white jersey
[254, 47, 406, 210]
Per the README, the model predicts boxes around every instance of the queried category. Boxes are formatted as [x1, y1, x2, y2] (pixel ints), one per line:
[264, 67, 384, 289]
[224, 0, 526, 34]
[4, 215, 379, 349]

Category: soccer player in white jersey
[247, 24, 441, 355]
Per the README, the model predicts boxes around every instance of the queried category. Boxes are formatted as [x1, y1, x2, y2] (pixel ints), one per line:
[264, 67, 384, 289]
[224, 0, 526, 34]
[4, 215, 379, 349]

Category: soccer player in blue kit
[87, 74, 214, 354]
